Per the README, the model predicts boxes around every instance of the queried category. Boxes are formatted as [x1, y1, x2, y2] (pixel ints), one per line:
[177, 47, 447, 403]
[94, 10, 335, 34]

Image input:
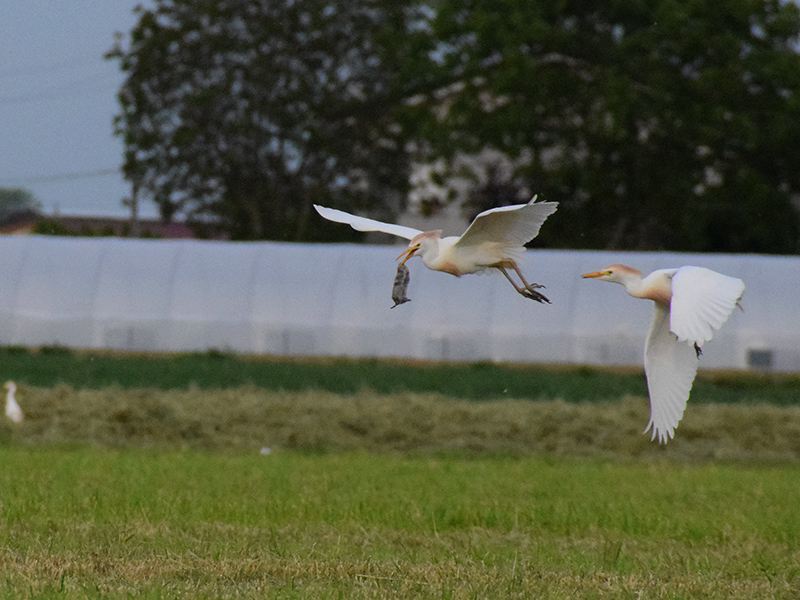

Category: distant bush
[31, 218, 71, 236]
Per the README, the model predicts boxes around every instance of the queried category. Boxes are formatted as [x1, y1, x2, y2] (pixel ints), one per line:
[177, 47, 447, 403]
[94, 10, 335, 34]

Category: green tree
[422, 0, 800, 253]
[0, 188, 41, 224]
[108, 0, 433, 241]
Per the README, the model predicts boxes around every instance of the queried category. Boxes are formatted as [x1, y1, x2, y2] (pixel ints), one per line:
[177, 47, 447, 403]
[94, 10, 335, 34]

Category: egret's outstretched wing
[454, 196, 558, 249]
[669, 266, 745, 346]
[643, 303, 698, 443]
[314, 205, 422, 241]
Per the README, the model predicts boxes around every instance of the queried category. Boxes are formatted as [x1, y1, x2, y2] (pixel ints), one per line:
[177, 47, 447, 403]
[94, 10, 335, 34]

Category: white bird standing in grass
[314, 196, 558, 302]
[582, 265, 745, 443]
[4, 380, 23, 424]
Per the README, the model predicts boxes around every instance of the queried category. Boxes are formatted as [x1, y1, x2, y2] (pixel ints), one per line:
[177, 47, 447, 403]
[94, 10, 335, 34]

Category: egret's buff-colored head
[4, 381, 15, 393]
[581, 264, 643, 283]
[396, 230, 441, 266]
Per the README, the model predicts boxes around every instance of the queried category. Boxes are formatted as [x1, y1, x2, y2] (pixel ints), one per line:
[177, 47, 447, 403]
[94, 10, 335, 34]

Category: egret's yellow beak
[396, 244, 419, 266]
[581, 270, 609, 279]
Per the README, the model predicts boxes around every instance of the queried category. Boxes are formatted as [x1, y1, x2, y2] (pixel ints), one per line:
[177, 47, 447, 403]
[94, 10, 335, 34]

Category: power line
[0, 52, 104, 79]
[0, 167, 121, 185]
[0, 71, 120, 106]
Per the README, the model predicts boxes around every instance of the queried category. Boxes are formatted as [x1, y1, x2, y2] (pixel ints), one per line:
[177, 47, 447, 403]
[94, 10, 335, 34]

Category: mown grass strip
[4, 385, 800, 462]
[1, 346, 799, 405]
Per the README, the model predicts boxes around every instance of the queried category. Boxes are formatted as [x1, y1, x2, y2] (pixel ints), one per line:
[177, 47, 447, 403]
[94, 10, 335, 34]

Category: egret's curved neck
[609, 272, 648, 299]
[628, 272, 672, 305]
[417, 236, 446, 268]
[622, 278, 647, 298]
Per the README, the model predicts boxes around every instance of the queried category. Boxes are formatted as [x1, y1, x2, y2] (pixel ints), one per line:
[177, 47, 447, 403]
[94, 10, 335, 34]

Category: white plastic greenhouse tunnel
[0, 234, 797, 372]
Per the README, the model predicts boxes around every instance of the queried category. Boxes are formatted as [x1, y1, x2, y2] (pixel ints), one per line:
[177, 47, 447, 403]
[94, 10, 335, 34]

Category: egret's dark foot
[694, 343, 702, 358]
[528, 282, 546, 290]
[521, 287, 551, 303]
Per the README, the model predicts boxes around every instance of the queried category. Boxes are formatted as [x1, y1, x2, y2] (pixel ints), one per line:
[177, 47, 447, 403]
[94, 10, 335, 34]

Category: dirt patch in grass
[3, 384, 799, 462]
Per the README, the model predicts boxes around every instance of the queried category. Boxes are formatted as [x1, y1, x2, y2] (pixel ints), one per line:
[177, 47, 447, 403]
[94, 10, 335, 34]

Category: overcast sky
[0, 1, 159, 218]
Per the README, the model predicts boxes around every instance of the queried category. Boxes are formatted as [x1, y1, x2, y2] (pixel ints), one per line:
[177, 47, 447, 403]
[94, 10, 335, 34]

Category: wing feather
[670, 267, 745, 345]
[643, 303, 699, 443]
[454, 197, 558, 249]
[314, 205, 422, 241]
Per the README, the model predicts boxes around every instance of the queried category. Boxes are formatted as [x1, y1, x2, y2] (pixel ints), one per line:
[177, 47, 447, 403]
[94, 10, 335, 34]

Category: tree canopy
[111, 0, 800, 252]
[109, 0, 433, 240]
[421, 0, 800, 252]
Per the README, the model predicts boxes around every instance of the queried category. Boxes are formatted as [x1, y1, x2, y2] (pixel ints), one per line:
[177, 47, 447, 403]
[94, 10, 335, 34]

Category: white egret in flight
[582, 265, 744, 443]
[314, 197, 558, 302]
[4, 380, 23, 424]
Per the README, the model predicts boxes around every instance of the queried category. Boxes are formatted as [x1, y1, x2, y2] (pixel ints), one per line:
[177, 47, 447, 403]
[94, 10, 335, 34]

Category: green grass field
[1, 447, 798, 599]
[1, 348, 799, 598]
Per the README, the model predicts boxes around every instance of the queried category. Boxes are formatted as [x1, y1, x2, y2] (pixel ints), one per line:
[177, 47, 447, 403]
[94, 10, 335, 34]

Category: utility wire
[0, 71, 120, 106]
[0, 53, 104, 79]
[0, 167, 121, 185]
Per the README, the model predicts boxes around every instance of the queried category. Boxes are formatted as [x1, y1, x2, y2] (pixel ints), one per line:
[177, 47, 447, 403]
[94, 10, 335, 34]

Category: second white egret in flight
[4, 380, 23, 424]
[314, 197, 558, 302]
[582, 264, 744, 443]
